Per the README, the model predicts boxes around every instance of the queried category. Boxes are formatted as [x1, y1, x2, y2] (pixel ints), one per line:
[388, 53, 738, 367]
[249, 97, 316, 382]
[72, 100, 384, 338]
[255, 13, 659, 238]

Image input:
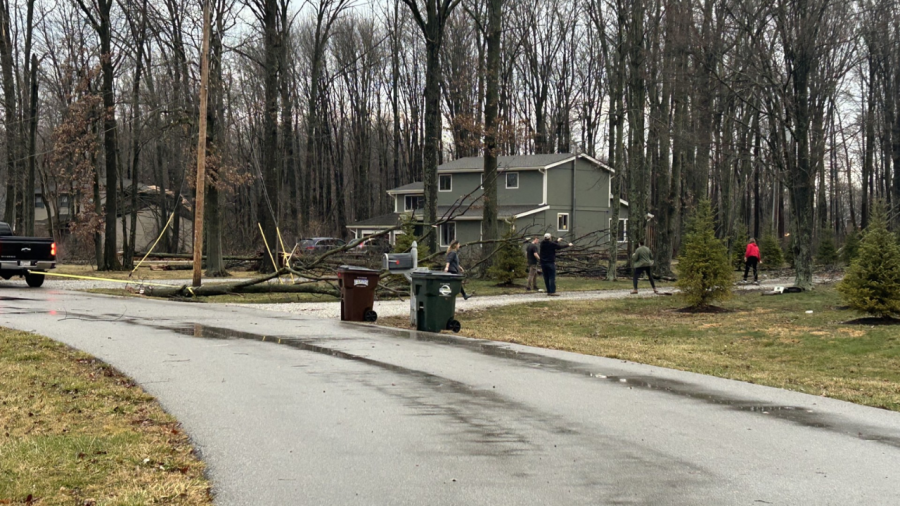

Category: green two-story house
[347, 153, 629, 248]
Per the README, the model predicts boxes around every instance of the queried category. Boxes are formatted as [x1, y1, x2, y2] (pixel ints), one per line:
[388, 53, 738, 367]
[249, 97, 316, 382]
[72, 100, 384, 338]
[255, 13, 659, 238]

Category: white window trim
[557, 213, 569, 232]
[541, 169, 548, 205]
[613, 218, 627, 241]
[506, 171, 519, 189]
[404, 195, 423, 211]
[439, 222, 457, 247]
[439, 174, 452, 192]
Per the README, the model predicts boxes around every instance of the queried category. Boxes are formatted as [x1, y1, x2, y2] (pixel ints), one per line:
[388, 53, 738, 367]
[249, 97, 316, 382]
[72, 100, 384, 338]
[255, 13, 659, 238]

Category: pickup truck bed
[0, 222, 56, 287]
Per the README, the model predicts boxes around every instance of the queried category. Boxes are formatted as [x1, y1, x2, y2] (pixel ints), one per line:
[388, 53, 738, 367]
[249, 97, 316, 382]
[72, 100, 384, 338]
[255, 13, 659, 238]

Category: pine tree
[759, 234, 784, 270]
[487, 221, 527, 285]
[393, 214, 430, 262]
[676, 201, 733, 307]
[816, 232, 839, 267]
[729, 222, 749, 270]
[837, 203, 900, 318]
[842, 229, 860, 265]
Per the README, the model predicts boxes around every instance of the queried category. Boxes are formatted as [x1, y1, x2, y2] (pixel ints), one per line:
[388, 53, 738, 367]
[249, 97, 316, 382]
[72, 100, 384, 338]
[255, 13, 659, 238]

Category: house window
[506, 172, 519, 189]
[404, 195, 424, 211]
[35, 199, 44, 209]
[610, 218, 627, 241]
[557, 213, 569, 232]
[439, 174, 452, 192]
[440, 222, 456, 247]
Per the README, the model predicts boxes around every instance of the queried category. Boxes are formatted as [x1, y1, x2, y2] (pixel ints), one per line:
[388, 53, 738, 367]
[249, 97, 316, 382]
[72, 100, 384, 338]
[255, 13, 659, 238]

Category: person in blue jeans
[538, 233, 572, 296]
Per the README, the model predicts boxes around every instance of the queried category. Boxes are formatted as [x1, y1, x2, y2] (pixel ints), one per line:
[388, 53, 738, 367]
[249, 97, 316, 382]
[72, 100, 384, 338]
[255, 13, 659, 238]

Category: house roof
[386, 182, 424, 194]
[438, 154, 573, 171]
[437, 153, 613, 172]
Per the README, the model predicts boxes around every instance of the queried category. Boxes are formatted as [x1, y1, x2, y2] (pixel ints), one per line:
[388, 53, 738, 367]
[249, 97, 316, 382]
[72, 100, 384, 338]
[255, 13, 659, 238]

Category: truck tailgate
[0, 238, 55, 261]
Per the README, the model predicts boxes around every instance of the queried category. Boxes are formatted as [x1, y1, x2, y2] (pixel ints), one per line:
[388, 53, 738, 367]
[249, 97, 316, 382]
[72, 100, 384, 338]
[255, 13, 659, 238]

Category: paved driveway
[1, 283, 898, 505]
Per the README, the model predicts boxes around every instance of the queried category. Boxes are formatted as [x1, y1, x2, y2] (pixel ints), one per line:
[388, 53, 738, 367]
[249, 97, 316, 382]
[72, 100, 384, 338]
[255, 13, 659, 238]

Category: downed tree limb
[146, 271, 341, 298]
[133, 252, 261, 261]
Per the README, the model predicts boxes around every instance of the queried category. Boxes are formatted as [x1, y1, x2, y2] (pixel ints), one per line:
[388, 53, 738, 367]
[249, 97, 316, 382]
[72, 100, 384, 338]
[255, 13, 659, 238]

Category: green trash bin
[411, 271, 464, 333]
[337, 265, 381, 322]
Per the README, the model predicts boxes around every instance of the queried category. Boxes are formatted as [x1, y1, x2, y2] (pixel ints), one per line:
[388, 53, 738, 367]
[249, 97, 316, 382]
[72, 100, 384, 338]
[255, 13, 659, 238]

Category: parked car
[350, 237, 392, 256]
[0, 221, 56, 287]
[297, 237, 346, 255]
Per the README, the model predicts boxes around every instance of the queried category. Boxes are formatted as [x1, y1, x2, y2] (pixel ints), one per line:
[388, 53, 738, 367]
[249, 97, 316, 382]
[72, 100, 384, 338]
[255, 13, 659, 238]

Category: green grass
[380, 285, 900, 411]
[461, 276, 673, 296]
[0, 329, 210, 504]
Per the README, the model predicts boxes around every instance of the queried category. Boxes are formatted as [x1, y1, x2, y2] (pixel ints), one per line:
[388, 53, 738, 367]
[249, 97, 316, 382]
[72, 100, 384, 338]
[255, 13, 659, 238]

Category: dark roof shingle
[386, 182, 424, 193]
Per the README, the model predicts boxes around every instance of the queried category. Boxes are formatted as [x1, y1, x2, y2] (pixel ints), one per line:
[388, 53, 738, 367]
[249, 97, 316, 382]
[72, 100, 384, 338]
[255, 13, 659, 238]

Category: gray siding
[514, 211, 548, 238]
[437, 173, 482, 206]
[498, 170, 542, 205]
[380, 155, 627, 245]
[547, 158, 612, 212]
[436, 170, 544, 207]
[452, 220, 482, 245]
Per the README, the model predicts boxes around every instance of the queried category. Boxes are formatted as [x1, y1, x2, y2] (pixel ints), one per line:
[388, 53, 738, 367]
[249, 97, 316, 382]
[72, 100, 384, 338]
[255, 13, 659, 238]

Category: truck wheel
[364, 309, 378, 322]
[25, 273, 45, 288]
[447, 319, 461, 333]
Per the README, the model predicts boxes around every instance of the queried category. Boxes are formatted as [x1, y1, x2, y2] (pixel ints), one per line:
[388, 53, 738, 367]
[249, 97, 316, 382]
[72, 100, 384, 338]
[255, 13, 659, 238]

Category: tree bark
[0, 1, 18, 227]
[481, 0, 502, 260]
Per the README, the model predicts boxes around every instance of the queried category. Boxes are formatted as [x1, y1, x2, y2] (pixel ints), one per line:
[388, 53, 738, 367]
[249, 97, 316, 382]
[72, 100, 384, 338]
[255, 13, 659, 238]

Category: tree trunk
[422, 30, 442, 253]
[259, 0, 280, 271]
[25, 56, 38, 236]
[481, 0, 502, 261]
[92, 0, 122, 270]
[206, 16, 227, 277]
[0, 1, 18, 227]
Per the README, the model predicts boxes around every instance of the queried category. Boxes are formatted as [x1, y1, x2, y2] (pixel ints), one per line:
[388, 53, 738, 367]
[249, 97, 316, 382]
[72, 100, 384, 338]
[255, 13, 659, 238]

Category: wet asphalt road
[2, 285, 900, 505]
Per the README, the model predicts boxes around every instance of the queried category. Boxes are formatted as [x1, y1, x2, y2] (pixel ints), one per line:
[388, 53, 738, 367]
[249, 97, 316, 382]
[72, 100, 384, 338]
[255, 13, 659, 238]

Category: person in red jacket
[743, 238, 762, 282]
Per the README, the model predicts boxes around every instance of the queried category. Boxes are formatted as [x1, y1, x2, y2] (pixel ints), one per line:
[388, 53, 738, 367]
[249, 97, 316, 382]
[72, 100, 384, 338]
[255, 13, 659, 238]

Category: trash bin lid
[337, 265, 382, 274]
[410, 270, 464, 279]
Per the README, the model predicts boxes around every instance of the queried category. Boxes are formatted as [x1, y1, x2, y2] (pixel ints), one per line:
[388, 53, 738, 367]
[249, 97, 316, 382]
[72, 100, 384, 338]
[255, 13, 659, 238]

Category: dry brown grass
[0, 329, 211, 505]
[380, 287, 900, 411]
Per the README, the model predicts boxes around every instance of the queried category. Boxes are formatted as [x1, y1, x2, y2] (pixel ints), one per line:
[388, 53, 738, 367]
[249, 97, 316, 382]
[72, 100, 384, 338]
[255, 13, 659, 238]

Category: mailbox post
[383, 241, 426, 326]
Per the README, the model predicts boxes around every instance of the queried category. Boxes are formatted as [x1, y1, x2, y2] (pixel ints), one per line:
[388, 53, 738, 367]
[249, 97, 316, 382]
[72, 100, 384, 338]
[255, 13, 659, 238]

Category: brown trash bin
[337, 265, 381, 322]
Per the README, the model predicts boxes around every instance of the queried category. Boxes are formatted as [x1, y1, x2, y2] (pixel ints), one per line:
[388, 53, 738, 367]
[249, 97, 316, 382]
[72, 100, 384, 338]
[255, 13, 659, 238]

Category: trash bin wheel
[447, 319, 461, 333]
[364, 309, 378, 322]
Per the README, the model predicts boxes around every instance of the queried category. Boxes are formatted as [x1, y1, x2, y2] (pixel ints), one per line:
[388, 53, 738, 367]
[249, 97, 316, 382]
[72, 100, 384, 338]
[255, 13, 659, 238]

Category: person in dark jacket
[444, 240, 471, 300]
[631, 240, 658, 295]
[539, 233, 572, 296]
[525, 237, 540, 291]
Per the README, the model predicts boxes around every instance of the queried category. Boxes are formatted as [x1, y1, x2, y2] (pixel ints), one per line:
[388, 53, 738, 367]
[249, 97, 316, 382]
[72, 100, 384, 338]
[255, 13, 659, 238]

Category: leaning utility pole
[192, 0, 211, 287]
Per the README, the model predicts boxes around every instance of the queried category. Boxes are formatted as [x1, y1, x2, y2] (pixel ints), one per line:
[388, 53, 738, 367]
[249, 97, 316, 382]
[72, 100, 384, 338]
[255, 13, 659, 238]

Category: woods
[0, 0, 897, 288]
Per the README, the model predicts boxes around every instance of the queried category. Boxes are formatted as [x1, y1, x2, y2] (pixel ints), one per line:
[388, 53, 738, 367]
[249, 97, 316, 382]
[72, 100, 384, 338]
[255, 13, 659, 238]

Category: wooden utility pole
[192, 0, 211, 287]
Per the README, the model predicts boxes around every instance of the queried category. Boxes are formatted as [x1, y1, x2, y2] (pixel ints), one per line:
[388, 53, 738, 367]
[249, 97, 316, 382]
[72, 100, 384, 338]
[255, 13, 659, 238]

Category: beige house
[34, 183, 193, 252]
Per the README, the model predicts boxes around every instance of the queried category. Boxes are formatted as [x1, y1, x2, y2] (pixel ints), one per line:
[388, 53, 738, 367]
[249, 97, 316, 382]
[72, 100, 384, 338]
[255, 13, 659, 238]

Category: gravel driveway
[234, 278, 822, 319]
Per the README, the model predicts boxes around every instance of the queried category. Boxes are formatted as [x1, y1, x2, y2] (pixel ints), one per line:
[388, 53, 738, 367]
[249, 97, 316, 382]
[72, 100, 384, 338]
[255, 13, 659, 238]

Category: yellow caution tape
[33, 270, 184, 289]
[131, 209, 178, 277]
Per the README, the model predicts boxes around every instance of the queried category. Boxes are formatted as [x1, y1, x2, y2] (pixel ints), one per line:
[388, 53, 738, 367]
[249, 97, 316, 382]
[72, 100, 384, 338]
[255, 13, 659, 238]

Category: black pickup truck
[0, 222, 56, 287]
